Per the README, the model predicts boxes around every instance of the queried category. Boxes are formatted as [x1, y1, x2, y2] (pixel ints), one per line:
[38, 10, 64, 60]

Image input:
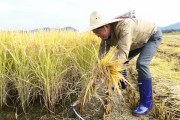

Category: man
[85, 11, 162, 116]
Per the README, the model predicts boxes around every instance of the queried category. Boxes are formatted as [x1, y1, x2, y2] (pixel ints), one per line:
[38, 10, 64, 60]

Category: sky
[0, 0, 180, 31]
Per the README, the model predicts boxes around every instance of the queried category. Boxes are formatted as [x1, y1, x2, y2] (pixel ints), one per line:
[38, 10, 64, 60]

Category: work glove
[119, 69, 128, 89]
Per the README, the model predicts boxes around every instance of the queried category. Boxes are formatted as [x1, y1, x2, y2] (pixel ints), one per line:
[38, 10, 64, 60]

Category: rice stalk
[0, 32, 38, 113]
[30, 31, 74, 113]
[95, 47, 130, 95]
[77, 46, 130, 119]
[0, 43, 7, 110]
[70, 37, 99, 114]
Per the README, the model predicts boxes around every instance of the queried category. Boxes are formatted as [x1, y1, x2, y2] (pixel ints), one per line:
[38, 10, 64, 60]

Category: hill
[30, 27, 78, 32]
[160, 22, 180, 33]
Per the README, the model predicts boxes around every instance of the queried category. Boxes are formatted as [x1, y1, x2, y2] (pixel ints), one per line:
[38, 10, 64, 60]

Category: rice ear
[77, 46, 131, 116]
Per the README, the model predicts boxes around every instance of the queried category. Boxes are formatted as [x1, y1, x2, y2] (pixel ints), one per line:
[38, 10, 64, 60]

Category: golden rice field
[0, 31, 179, 120]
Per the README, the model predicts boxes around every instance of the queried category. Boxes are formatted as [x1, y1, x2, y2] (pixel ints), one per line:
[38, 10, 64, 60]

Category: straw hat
[85, 11, 122, 32]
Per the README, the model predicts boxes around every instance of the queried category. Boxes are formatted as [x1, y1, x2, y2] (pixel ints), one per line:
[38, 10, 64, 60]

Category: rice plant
[0, 32, 37, 113]
[76, 47, 130, 120]
[28, 31, 72, 113]
[0, 36, 7, 110]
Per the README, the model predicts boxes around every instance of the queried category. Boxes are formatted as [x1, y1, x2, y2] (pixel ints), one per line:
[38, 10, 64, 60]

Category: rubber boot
[132, 78, 153, 116]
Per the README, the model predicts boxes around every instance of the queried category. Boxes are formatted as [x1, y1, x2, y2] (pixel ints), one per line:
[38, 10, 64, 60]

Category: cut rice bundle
[76, 47, 130, 119]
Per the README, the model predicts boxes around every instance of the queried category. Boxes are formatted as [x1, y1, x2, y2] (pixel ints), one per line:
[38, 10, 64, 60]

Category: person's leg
[133, 28, 162, 116]
[126, 47, 144, 63]
[120, 46, 144, 89]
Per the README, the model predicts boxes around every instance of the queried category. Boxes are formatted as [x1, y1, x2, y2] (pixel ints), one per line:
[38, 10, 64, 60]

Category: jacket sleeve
[115, 20, 133, 62]
[98, 40, 105, 59]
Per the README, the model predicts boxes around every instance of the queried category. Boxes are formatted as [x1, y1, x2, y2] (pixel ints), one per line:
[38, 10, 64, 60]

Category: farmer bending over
[84, 11, 162, 116]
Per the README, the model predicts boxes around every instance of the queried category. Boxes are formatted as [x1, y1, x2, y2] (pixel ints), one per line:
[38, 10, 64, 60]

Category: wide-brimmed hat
[84, 11, 122, 32]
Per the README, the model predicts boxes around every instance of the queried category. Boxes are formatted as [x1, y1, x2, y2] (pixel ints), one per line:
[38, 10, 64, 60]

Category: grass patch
[151, 57, 180, 80]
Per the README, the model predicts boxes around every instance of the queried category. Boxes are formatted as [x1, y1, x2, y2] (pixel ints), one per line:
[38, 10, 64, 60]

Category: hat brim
[82, 18, 122, 32]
